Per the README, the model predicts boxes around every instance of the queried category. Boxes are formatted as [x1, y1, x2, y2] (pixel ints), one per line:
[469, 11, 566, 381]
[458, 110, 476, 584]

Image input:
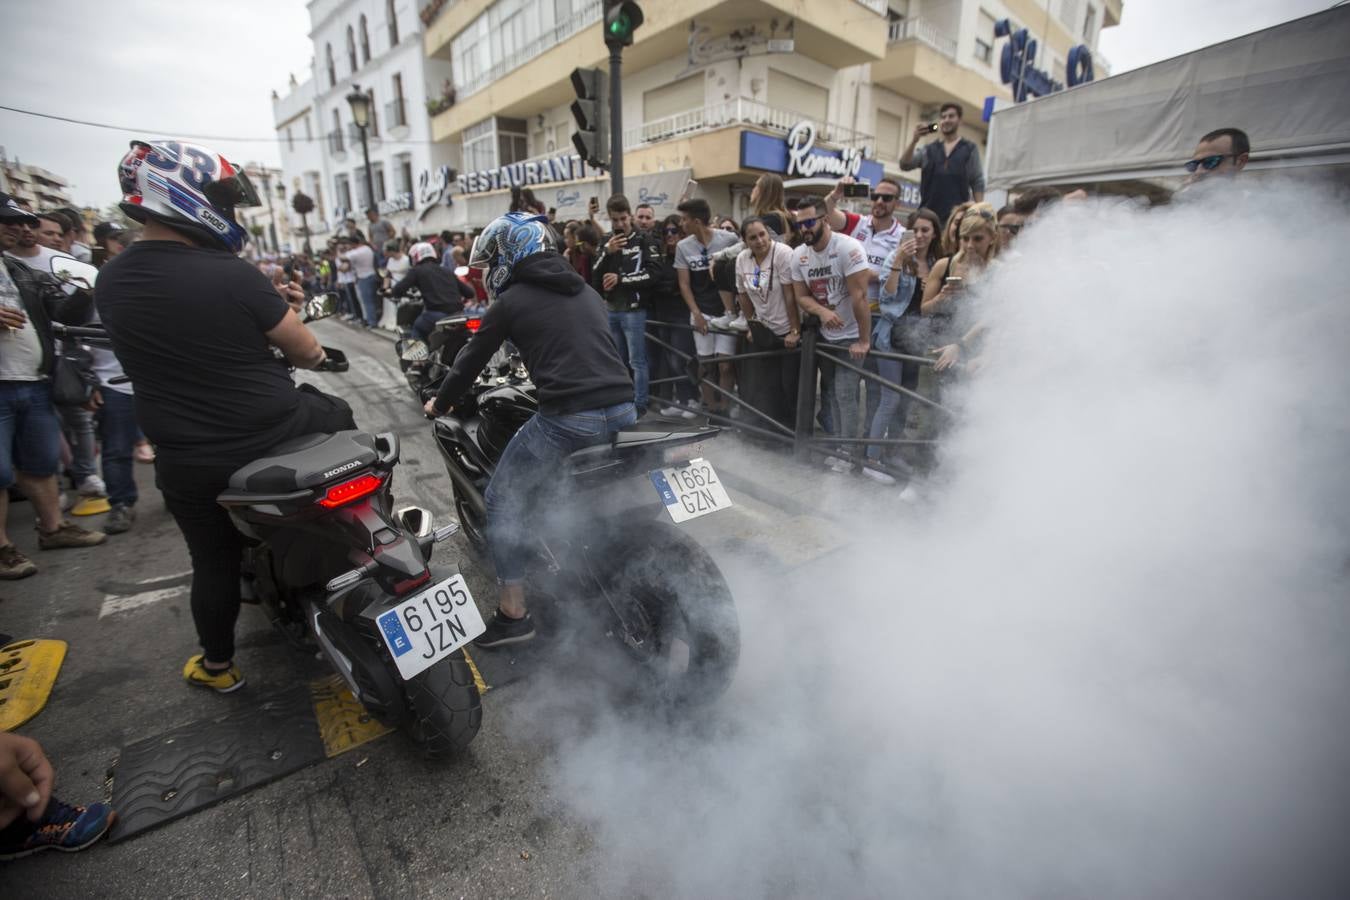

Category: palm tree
[291, 190, 316, 255]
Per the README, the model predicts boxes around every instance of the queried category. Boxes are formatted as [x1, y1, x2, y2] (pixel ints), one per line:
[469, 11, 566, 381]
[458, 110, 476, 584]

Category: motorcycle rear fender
[310, 600, 407, 725]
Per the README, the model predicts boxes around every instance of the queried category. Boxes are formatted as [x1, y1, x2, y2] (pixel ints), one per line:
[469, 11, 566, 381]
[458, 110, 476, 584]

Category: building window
[286, 127, 294, 151]
[975, 10, 996, 65]
[396, 155, 414, 194]
[388, 73, 406, 128]
[336, 174, 352, 212]
[326, 44, 335, 87]
[372, 163, 387, 203]
[1083, 5, 1097, 41]
[767, 69, 828, 123]
[359, 15, 371, 64]
[304, 115, 312, 140]
[330, 109, 344, 153]
[387, 0, 399, 46]
[875, 109, 904, 162]
[462, 117, 528, 173]
[346, 25, 357, 73]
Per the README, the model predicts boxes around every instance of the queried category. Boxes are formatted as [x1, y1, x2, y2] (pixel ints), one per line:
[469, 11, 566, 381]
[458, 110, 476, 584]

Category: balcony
[385, 98, 408, 131]
[873, 17, 1006, 114]
[455, 2, 602, 100]
[347, 122, 381, 149]
[327, 128, 345, 155]
[622, 98, 873, 152]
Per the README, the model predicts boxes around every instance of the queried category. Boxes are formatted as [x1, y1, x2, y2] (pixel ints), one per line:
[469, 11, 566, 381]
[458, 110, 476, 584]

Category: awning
[985, 7, 1350, 191]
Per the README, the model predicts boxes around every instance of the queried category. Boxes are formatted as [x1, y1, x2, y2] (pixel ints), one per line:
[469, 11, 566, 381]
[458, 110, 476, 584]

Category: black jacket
[391, 260, 473, 313]
[591, 228, 664, 312]
[434, 253, 634, 416]
[2, 256, 93, 379]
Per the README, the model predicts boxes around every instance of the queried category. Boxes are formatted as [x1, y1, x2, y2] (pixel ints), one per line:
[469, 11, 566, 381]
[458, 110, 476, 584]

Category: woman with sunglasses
[648, 214, 699, 417]
[733, 217, 800, 430]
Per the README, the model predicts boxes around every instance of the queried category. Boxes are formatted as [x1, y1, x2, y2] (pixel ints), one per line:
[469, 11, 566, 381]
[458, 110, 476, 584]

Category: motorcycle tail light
[316, 472, 385, 509]
[465, 317, 482, 332]
[392, 570, 431, 596]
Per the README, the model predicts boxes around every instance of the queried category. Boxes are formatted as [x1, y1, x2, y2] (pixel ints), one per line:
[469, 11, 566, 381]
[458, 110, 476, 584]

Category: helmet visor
[205, 167, 262, 211]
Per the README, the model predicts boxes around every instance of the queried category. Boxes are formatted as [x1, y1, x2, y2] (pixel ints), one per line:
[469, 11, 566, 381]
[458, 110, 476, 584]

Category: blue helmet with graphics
[468, 211, 556, 299]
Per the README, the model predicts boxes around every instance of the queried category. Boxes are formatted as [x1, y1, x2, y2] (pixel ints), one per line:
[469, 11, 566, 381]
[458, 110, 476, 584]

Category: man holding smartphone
[593, 194, 663, 416]
[899, 102, 985, 228]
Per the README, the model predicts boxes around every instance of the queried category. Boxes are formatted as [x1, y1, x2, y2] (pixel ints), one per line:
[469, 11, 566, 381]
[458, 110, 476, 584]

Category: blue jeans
[410, 309, 446, 343]
[818, 339, 862, 445]
[355, 275, 380, 327]
[484, 403, 638, 584]
[607, 310, 649, 411]
[0, 380, 62, 488]
[98, 388, 139, 506]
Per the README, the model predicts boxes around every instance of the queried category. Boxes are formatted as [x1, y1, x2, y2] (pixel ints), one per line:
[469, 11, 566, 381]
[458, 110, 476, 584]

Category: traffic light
[603, 0, 643, 48]
[569, 67, 609, 169]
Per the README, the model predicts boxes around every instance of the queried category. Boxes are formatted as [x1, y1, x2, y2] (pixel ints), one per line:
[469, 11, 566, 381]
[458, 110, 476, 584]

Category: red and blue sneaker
[0, 797, 116, 860]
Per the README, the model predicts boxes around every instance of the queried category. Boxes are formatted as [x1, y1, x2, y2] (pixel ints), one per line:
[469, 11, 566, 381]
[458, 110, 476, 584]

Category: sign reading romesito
[456, 154, 603, 195]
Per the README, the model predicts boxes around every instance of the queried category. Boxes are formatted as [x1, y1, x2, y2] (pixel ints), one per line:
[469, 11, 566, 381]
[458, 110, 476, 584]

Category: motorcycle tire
[598, 518, 740, 706]
[452, 484, 488, 557]
[400, 650, 482, 757]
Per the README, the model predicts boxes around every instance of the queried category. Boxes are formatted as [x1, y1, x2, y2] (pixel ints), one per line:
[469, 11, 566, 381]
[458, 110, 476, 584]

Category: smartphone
[899, 229, 914, 245]
[844, 183, 871, 199]
[944, 276, 964, 290]
[588, 196, 599, 210]
[928, 122, 940, 132]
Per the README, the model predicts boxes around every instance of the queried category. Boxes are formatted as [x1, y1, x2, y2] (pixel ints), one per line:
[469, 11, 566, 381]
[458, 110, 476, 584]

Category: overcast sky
[0, 0, 1335, 210]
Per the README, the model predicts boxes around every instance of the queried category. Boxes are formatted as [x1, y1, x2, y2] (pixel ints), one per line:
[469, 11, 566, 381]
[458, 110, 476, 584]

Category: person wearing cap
[92, 222, 130, 266]
[0, 192, 107, 579]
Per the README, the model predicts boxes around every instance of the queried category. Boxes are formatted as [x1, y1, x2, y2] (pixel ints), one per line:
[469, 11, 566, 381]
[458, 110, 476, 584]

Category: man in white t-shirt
[342, 236, 379, 327]
[789, 197, 871, 471]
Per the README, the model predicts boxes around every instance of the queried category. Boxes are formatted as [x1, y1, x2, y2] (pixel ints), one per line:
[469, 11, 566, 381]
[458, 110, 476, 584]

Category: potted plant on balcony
[291, 190, 315, 255]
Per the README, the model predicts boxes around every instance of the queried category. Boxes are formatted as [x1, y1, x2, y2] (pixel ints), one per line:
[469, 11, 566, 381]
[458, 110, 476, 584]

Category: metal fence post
[793, 326, 818, 462]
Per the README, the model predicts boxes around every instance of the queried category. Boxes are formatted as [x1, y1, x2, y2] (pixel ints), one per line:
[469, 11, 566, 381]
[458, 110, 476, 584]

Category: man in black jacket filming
[591, 194, 662, 415]
[388, 241, 474, 340]
[423, 212, 636, 648]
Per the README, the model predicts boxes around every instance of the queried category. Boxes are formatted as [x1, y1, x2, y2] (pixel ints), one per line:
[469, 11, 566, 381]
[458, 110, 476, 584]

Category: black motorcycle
[430, 322, 741, 705]
[392, 298, 477, 407]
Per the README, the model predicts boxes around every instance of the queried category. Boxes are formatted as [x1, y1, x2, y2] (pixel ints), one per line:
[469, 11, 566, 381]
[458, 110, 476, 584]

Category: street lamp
[346, 85, 376, 221]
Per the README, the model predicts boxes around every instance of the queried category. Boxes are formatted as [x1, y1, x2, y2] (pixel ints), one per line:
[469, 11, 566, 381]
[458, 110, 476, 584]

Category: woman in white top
[733, 217, 801, 430]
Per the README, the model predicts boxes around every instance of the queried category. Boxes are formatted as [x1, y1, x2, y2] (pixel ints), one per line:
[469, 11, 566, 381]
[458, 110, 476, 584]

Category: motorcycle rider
[388, 241, 474, 342]
[96, 139, 356, 692]
[423, 212, 637, 647]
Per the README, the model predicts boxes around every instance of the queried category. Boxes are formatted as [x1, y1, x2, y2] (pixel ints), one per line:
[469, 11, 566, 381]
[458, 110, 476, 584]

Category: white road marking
[99, 586, 189, 619]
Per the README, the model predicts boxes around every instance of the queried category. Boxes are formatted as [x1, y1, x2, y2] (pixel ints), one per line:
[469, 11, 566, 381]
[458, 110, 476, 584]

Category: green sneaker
[182, 654, 246, 693]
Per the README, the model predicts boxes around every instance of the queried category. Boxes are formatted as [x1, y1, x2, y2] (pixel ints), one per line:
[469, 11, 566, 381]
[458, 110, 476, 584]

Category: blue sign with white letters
[378, 610, 412, 657]
[741, 129, 885, 187]
[995, 18, 1095, 102]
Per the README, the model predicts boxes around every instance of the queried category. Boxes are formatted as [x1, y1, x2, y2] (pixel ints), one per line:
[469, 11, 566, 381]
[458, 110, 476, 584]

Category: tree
[291, 190, 316, 255]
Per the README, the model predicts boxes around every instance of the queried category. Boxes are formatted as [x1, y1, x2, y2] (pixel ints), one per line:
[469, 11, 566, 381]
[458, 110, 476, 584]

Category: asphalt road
[0, 319, 903, 898]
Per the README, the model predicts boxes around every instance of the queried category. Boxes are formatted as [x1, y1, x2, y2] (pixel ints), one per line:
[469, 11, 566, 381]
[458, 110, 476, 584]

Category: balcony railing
[622, 98, 874, 152]
[385, 98, 408, 129]
[456, 1, 602, 100]
[852, 0, 888, 14]
[347, 120, 380, 144]
[887, 18, 958, 59]
[327, 129, 345, 154]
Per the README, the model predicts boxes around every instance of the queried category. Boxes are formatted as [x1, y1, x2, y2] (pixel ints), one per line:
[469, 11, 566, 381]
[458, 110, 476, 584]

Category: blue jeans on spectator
[98, 388, 139, 507]
[0, 381, 62, 488]
[607, 309, 648, 412]
[356, 275, 380, 327]
[58, 404, 98, 485]
[818, 339, 862, 449]
[484, 403, 637, 584]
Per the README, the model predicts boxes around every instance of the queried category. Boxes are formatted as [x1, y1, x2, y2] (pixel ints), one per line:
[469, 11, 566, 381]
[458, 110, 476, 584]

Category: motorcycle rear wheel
[598, 519, 740, 706]
[400, 651, 482, 757]
[452, 485, 488, 556]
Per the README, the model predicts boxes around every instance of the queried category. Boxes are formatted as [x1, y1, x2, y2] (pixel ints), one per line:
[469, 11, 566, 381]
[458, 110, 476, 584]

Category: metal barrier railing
[644, 318, 952, 482]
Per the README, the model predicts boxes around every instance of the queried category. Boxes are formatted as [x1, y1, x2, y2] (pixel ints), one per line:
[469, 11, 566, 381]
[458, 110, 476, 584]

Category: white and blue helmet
[469, 211, 556, 299]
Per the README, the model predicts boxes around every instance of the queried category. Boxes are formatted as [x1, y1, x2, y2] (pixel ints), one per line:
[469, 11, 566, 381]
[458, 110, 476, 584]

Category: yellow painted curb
[308, 674, 394, 758]
[0, 640, 68, 731]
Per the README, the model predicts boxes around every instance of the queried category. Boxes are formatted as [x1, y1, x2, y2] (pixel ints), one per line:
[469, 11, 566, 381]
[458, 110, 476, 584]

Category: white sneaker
[659, 405, 683, 417]
[78, 474, 107, 497]
[707, 313, 735, 330]
[861, 466, 896, 485]
[679, 407, 698, 420]
[727, 314, 749, 332]
[823, 455, 852, 473]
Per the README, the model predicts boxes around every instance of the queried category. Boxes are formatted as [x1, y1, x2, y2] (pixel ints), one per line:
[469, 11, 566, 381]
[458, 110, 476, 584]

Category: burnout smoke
[502, 181, 1350, 899]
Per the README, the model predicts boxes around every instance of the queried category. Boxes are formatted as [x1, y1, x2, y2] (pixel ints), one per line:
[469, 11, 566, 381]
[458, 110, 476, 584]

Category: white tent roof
[985, 7, 1350, 191]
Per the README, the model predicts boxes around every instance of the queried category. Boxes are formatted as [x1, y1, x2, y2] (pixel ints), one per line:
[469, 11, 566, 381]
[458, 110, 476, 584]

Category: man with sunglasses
[996, 207, 1024, 253]
[1185, 128, 1250, 184]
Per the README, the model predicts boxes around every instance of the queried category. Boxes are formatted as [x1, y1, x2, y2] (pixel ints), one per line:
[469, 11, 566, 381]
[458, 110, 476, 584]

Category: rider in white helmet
[96, 138, 356, 694]
[388, 240, 474, 341]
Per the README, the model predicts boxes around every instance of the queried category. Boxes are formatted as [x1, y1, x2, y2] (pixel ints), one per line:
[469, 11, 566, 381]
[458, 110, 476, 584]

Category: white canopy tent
[985, 7, 1350, 195]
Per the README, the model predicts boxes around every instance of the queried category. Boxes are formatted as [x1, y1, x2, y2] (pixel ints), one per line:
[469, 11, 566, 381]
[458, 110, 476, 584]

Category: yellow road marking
[0, 640, 67, 731]
[308, 674, 394, 758]
[461, 648, 490, 694]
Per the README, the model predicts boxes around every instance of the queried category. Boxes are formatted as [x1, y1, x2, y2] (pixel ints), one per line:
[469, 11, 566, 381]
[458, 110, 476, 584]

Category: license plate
[650, 458, 733, 523]
[375, 573, 486, 680]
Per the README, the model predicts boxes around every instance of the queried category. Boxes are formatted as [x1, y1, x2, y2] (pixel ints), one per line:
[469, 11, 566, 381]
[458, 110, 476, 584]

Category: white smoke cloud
[500, 180, 1350, 899]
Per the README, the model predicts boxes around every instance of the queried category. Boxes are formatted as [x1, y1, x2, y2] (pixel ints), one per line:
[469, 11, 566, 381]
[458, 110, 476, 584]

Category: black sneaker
[473, 610, 535, 648]
[104, 504, 136, 535]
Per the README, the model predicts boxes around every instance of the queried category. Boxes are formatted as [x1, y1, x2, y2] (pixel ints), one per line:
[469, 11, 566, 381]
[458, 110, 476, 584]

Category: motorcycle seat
[226, 430, 381, 495]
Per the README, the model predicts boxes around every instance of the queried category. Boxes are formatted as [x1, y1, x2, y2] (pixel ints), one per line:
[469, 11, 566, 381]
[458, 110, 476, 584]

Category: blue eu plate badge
[649, 459, 733, 523]
[378, 610, 412, 658]
[650, 470, 678, 507]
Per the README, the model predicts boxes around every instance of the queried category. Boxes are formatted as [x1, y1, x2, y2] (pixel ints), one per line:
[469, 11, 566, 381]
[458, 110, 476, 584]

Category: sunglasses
[664, 226, 680, 235]
[1184, 154, 1236, 174]
[871, 193, 898, 202]
[794, 217, 819, 230]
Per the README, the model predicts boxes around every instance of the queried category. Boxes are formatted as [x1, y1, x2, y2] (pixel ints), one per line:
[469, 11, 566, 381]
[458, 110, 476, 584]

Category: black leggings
[156, 388, 356, 663]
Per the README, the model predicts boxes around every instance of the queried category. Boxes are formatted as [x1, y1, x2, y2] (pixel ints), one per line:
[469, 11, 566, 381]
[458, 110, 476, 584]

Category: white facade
[271, 0, 458, 248]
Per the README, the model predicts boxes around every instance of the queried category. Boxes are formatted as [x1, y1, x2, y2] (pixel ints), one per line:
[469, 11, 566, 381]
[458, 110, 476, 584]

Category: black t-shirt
[96, 241, 306, 466]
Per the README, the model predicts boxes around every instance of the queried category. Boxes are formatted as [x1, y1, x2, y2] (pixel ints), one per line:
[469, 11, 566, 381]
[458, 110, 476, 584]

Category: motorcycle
[391, 267, 481, 406]
[429, 318, 741, 705]
[49, 255, 484, 756]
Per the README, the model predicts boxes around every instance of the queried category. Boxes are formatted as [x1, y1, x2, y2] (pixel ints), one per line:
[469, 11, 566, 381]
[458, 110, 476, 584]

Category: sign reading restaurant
[457, 153, 603, 195]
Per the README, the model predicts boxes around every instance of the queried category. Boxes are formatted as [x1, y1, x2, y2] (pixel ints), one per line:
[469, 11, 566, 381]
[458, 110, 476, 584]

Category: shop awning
[985, 7, 1350, 192]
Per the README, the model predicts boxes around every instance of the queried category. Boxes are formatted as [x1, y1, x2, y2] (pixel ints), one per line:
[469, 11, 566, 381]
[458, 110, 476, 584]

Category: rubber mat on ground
[108, 685, 325, 843]
[461, 643, 545, 692]
[0, 639, 67, 731]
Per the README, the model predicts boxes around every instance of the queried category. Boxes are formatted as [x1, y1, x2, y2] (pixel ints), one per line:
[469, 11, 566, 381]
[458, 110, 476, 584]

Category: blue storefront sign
[995, 18, 1095, 102]
[741, 122, 886, 188]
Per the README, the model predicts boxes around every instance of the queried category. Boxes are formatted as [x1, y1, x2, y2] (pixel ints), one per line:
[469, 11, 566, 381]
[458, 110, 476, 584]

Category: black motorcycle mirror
[50, 255, 99, 291]
[317, 347, 348, 372]
[303, 292, 339, 322]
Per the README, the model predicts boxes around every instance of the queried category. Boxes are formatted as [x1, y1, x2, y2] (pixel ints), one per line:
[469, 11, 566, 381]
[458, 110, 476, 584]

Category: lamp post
[346, 85, 376, 220]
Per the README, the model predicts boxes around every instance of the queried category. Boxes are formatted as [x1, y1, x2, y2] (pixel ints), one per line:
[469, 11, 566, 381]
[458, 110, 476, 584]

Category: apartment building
[0, 152, 75, 211]
[421, 0, 1120, 229]
[271, 0, 458, 246]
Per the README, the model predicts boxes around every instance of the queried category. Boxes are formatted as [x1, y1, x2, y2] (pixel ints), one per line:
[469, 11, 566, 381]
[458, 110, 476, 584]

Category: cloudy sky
[0, 0, 1333, 210]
